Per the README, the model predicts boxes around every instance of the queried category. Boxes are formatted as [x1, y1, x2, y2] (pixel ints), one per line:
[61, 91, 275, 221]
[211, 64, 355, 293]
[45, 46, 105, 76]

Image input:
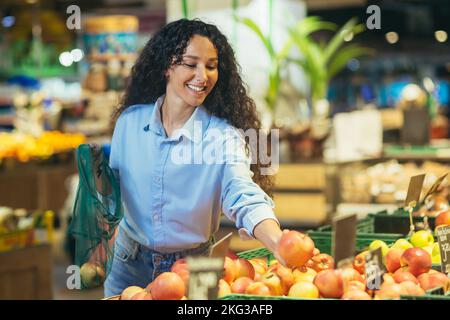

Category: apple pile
[217, 231, 371, 299]
[354, 235, 450, 299]
[120, 271, 187, 300]
[117, 230, 449, 300]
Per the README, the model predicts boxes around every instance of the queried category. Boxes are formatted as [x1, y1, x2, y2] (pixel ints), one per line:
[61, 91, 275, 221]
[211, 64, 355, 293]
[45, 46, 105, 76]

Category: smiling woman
[103, 19, 284, 298]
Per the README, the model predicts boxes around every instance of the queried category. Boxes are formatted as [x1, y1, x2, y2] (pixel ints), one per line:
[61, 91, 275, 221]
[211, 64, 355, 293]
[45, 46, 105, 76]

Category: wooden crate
[0, 245, 53, 299]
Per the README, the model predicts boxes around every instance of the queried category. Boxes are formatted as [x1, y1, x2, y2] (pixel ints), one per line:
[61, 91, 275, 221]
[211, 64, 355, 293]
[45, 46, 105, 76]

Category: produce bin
[307, 216, 403, 255]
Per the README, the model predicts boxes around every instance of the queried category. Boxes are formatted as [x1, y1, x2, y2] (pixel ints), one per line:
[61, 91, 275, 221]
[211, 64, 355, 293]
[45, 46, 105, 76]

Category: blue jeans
[103, 228, 212, 297]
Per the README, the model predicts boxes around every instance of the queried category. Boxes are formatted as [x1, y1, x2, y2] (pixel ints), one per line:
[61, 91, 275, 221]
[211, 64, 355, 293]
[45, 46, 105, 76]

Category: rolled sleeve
[220, 128, 278, 238]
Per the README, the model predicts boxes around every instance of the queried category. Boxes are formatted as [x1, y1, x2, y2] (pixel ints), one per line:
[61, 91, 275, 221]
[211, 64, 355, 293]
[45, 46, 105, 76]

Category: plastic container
[307, 216, 403, 255]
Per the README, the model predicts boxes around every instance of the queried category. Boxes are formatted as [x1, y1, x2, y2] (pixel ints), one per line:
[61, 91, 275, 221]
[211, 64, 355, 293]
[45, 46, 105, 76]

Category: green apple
[423, 245, 433, 256]
[431, 243, 441, 264]
[432, 253, 442, 264]
[369, 240, 389, 256]
[432, 242, 440, 257]
[391, 238, 413, 250]
[410, 230, 434, 248]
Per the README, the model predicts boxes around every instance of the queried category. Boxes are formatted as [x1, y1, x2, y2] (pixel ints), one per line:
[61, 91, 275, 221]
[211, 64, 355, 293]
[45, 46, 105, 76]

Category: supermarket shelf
[0, 115, 14, 126]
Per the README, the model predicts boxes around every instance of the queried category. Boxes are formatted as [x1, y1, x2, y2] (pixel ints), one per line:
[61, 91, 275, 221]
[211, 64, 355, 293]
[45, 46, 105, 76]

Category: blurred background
[0, 0, 449, 299]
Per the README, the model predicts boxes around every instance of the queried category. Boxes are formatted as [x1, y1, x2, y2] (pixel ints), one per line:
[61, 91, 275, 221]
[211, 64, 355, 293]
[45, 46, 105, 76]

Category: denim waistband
[118, 227, 214, 260]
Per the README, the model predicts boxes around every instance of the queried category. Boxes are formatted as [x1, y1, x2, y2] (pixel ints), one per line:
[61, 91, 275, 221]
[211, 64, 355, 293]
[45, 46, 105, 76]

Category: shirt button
[154, 177, 161, 183]
[153, 214, 159, 220]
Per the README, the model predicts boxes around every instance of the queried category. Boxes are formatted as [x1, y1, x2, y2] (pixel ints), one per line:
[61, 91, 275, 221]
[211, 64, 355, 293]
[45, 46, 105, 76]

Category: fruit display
[0, 131, 86, 162]
[0, 207, 54, 252]
[112, 230, 449, 300]
[339, 160, 450, 204]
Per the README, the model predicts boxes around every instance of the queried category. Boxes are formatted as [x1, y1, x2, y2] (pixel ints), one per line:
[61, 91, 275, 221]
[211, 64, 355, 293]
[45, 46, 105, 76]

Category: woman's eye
[207, 65, 217, 70]
[183, 63, 196, 68]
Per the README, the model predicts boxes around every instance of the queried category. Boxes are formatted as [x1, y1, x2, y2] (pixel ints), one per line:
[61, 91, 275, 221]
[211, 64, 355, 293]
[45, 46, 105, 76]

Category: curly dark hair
[114, 18, 273, 197]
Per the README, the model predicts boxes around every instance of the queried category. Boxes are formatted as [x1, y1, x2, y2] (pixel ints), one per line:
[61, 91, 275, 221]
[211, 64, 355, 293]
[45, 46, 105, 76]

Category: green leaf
[328, 45, 374, 79]
[323, 17, 358, 63]
[292, 16, 337, 37]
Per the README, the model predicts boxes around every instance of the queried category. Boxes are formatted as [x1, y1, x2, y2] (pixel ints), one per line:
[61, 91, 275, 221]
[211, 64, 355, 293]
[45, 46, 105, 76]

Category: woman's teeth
[187, 84, 206, 92]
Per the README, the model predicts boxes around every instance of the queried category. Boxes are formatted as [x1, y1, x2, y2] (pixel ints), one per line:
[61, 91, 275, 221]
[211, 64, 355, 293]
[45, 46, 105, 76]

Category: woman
[104, 18, 284, 297]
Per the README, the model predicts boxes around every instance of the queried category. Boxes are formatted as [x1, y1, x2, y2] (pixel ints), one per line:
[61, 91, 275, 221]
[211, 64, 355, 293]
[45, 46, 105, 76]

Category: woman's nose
[195, 65, 208, 82]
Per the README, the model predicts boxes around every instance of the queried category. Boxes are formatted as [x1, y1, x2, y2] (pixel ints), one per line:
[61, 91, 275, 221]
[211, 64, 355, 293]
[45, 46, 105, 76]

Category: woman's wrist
[253, 218, 283, 253]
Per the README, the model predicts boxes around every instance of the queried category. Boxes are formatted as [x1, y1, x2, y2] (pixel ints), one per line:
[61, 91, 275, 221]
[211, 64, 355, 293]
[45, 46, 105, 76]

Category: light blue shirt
[109, 95, 278, 253]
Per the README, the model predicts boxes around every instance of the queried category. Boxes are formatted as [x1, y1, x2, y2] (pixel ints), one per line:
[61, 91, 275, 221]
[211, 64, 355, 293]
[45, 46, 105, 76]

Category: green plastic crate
[400, 287, 450, 300]
[369, 208, 437, 235]
[236, 247, 274, 262]
[307, 216, 403, 255]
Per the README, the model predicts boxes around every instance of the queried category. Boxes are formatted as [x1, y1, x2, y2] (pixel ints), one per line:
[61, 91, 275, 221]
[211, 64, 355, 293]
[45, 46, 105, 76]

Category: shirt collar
[148, 95, 211, 144]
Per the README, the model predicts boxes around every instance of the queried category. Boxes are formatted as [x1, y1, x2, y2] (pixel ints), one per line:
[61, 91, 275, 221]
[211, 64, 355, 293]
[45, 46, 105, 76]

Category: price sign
[365, 247, 386, 290]
[209, 232, 233, 258]
[405, 174, 426, 207]
[404, 174, 426, 235]
[436, 225, 450, 276]
[332, 213, 357, 266]
[187, 256, 224, 300]
[422, 173, 448, 202]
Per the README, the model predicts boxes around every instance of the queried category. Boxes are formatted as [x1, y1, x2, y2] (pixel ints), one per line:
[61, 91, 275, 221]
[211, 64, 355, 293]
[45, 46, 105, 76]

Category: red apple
[270, 264, 295, 295]
[121, 286, 145, 300]
[353, 251, 367, 275]
[218, 279, 231, 298]
[436, 210, 450, 227]
[309, 253, 334, 273]
[245, 282, 271, 296]
[313, 269, 344, 298]
[249, 258, 268, 280]
[400, 248, 432, 277]
[418, 272, 450, 291]
[149, 272, 185, 300]
[399, 281, 425, 296]
[131, 291, 153, 300]
[345, 280, 366, 293]
[341, 289, 371, 300]
[341, 266, 364, 284]
[227, 251, 239, 260]
[293, 267, 317, 283]
[222, 257, 237, 284]
[234, 258, 255, 280]
[288, 281, 320, 299]
[171, 259, 190, 287]
[278, 231, 315, 268]
[375, 282, 402, 300]
[393, 268, 419, 284]
[261, 272, 283, 296]
[385, 248, 405, 273]
[383, 273, 396, 285]
[231, 277, 254, 294]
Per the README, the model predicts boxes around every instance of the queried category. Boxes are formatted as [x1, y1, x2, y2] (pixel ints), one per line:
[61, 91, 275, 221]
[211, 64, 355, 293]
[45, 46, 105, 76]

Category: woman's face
[165, 35, 219, 108]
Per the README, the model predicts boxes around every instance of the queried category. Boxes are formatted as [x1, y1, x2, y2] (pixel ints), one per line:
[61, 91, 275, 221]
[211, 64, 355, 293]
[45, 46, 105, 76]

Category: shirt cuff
[241, 205, 279, 238]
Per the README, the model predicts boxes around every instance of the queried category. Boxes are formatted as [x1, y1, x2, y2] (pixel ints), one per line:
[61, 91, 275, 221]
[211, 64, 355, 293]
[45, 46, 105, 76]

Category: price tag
[365, 247, 386, 290]
[422, 173, 448, 203]
[332, 213, 357, 266]
[405, 174, 426, 235]
[209, 232, 233, 258]
[405, 174, 426, 207]
[436, 225, 450, 276]
[187, 256, 224, 300]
